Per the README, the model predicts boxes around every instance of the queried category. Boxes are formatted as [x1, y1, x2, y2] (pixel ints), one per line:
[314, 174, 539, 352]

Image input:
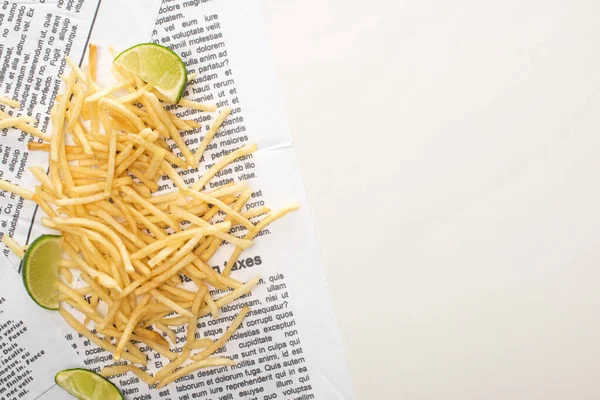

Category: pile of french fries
[0, 44, 298, 388]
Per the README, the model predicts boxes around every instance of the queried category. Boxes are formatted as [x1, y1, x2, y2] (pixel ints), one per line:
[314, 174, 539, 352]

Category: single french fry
[105, 126, 117, 195]
[0, 95, 19, 108]
[191, 307, 250, 362]
[188, 338, 213, 349]
[1, 234, 24, 259]
[178, 99, 218, 113]
[193, 107, 230, 167]
[0, 179, 34, 200]
[88, 43, 97, 80]
[54, 193, 109, 206]
[151, 289, 193, 317]
[144, 149, 165, 180]
[0, 116, 33, 130]
[193, 144, 257, 190]
[197, 278, 259, 318]
[85, 78, 135, 103]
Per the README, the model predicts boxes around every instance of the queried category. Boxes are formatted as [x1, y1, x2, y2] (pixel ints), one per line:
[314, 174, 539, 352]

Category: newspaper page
[0, 261, 80, 400]
[0, 0, 355, 399]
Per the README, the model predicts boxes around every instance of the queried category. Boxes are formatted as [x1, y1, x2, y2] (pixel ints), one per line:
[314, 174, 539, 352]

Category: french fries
[0, 47, 299, 388]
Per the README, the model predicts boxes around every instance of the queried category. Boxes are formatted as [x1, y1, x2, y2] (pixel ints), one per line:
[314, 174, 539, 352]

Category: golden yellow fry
[188, 338, 213, 349]
[2, 234, 24, 259]
[57, 281, 97, 316]
[193, 144, 257, 191]
[0, 95, 19, 108]
[168, 112, 194, 131]
[156, 322, 177, 344]
[161, 285, 196, 302]
[178, 98, 218, 113]
[193, 107, 230, 167]
[69, 177, 132, 196]
[169, 205, 253, 249]
[0, 109, 50, 142]
[66, 84, 85, 132]
[88, 43, 97, 80]
[51, 73, 75, 161]
[114, 130, 157, 175]
[147, 245, 179, 267]
[205, 182, 249, 199]
[0, 179, 34, 200]
[197, 277, 259, 318]
[191, 307, 250, 362]
[127, 205, 164, 239]
[65, 56, 92, 86]
[85, 78, 135, 103]
[70, 166, 108, 179]
[161, 161, 188, 192]
[151, 289, 194, 317]
[154, 349, 190, 383]
[151, 232, 205, 277]
[60, 308, 146, 365]
[105, 127, 117, 195]
[204, 291, 219, 319]
[0, 116, 32, 130]
[225, 203, 300, 274]
[144, 149, 165, 180]
[61, 241, 122, 292]
[129, 168, 159, 192]
[72, 123, 94, 156]
[60, 267, 73, 284]
[99, 298, 123, 330]
[54, 193, 109, 206]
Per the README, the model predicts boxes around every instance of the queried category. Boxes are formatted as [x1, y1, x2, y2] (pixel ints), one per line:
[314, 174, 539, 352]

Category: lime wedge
[22, 234, 63, 310]
[114, 43, 187, 103]
[55, 369, 123, 400]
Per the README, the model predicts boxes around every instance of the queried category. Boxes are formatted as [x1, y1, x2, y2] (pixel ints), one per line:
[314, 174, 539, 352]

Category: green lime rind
[55, 369, 124, 400]
[114, 43, 188, 103]
[22, 234, 63, 310]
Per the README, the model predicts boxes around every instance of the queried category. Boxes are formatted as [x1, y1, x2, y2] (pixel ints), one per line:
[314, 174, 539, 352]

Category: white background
[261, 1, 600, 399]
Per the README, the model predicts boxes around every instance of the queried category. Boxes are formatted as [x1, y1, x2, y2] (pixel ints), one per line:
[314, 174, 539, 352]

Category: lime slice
[22, 234, 63, 310]
[55, 369, 123, 400]
[114, 43, 187, 103]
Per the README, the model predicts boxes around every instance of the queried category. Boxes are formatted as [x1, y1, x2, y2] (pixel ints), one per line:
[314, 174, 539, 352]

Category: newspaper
[0, 0, 355, 399]
[0, 261, 79, 400]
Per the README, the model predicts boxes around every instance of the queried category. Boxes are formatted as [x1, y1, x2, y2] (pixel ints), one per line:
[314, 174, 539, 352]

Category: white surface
[260, 1, 600, 399]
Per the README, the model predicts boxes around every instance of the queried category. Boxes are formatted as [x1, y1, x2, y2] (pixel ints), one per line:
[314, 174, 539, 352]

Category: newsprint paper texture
[0, 0, 354, 399]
